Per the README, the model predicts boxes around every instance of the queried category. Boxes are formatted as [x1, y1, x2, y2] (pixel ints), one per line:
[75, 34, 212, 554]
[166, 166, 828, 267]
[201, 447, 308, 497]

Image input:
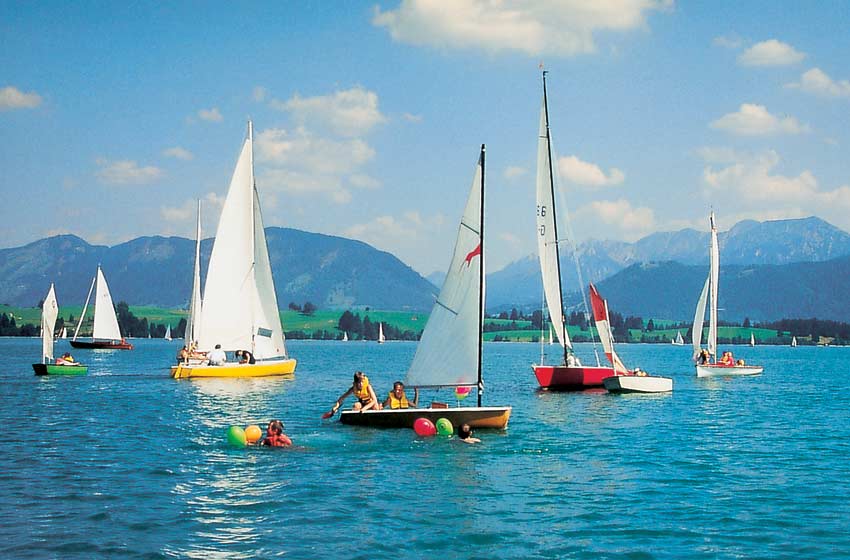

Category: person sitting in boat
[632, 367, 648, 377]
[176, 346, 189, 364]
[324, 371, 382, 417]
[566, 351, 582, 367]
[736, 358, 746, 366]
[235, 350, 256, 364]
[188, 341, 206, 360]
[697, 348, 711, 365]
[207, 344, 227, 366]
[457, 423, 480, 444]
[719, 351, 735, 366]
[383, 381, 419, 409]
[55, 352, 78, 366]
[261, 420, 292, 447]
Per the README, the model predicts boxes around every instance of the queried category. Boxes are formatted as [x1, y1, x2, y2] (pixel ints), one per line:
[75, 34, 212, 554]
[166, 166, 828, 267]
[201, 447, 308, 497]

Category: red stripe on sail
[463, 243, 481, 267]
[589, 284, 606, 321]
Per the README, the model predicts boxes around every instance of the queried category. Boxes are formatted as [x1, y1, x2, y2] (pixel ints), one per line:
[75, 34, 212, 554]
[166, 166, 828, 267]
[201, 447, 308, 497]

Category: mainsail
[92, 267, 122, 341]
[692, 212, 720, 362]
[185, 200, 202, 343]
[197, 122, 287, 360]
[41, 284, 59, 363]
[589, 284, 628, 375]
[406, 147, 484, 389]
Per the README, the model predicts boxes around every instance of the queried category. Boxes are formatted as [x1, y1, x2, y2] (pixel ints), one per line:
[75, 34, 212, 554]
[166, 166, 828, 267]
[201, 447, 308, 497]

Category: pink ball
[413, 417, 437, 437]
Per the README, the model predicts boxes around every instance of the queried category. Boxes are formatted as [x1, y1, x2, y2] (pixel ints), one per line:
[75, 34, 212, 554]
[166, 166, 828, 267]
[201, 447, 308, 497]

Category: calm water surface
[1, 338, 848, 559]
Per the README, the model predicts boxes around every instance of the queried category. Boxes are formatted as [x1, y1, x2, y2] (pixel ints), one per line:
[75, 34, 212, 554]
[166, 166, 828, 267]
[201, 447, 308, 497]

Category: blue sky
[2, 1, 849, 276]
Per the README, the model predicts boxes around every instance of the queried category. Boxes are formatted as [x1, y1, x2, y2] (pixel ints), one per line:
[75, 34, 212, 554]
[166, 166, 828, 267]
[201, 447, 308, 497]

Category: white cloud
[271, 86, 386, 137]
[160, 192, 225, 237]
[260, 168, 352, 204]
[403, 112, 423, 122]
[198, 107, 223, 122]
[558, 155, 625, 187]
[0, 86, 42, 110]
[372, 0, 672, 57]
[575, 198, 656, 241]
[163, 146, 193, 160]
[738, 39, 805, 66]
[710, 104, 809, 136]
[349, 174, 382, 189]
[343, 211, 447, 257]
[255, 127, 375, 175]
[253, 86, 267, 102]
[95, 158, 163, 185]
[786, 68, 850, 98]
[712, 35, 742, 49]
[504, 165, 527, 180]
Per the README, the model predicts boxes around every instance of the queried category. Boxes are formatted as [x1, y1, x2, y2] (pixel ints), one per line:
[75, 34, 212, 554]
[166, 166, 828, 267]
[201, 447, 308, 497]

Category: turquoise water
[1, 338, 848, 559]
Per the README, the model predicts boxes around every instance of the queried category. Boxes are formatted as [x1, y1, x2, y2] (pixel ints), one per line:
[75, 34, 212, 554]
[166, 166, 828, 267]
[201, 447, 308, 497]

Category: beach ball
[244, 424, 262, 443]
[413, 417, 436, 437]
[226, 425, 247, 447]
[455, 386, 472, 400]
[435, 418, 453, 436]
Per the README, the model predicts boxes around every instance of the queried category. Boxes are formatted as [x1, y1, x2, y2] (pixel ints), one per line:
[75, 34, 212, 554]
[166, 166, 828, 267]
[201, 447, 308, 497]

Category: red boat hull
[70, 340, 134, 350]
[532, 364, 614, 389]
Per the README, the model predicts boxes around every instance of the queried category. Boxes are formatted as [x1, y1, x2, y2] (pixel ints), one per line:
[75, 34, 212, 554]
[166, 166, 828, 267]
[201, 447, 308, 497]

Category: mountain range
[2, 216, 849, 322]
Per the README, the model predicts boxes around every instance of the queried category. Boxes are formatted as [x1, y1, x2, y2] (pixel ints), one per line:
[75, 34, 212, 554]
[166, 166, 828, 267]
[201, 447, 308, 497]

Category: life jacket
[354, 376, 372, 402]
[387, 391, 410, 409]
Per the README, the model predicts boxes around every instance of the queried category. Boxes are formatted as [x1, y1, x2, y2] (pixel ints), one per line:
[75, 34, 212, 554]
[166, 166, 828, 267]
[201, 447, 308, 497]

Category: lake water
[1, 338, 848, 559]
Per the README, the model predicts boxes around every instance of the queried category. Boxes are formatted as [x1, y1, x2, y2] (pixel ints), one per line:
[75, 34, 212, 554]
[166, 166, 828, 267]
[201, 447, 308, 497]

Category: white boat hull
[603, 375, 673, 394]
[696, 364, 763, 377]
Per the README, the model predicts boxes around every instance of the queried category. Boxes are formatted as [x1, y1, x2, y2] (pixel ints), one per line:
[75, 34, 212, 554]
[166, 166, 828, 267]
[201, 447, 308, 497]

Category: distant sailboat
[342, 332, 349, 342]
[692, 212, 762, 377]
[378, 322, 386, 344]
[164, 325, 172, 341]
[70, 266, 133, 350]
[530, 70, 611, 389]
[32, 284, 87, 375]
[172, 122, 296, 378]
[749, 332, 755, 347]
[791, 335, 798, 347]
[548, 326, 554, 345]
[60, 326, 67, 339]
[672, 330, 684, 345]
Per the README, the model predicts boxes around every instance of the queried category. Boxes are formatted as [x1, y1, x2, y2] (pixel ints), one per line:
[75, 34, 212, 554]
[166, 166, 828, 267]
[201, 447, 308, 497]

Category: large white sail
[536, 92, 570, 350]
[407, 148, 483, 388]
[198, 122, 286, 360]
[708, 212, 719, 361]
[92, 266, 122, 341]
[41, 284, 59, 362]
[692, 276, 709, 359]
[185, 200, 202, 343]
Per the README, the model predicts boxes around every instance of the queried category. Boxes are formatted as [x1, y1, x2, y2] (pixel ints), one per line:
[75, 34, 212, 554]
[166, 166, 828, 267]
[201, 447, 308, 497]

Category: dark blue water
[1, 338, 848, 559]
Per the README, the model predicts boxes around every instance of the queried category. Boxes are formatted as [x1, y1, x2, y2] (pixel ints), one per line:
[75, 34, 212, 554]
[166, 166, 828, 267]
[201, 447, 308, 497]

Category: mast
[73, 273, 97, 340]
[542, 71, 569, 365]
[248, 120, 257, 356]
[477, 144, 485, 407]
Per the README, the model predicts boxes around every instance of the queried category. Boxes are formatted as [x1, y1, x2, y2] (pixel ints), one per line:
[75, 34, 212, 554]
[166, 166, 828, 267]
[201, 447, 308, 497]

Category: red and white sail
[589, 284, 629, 375]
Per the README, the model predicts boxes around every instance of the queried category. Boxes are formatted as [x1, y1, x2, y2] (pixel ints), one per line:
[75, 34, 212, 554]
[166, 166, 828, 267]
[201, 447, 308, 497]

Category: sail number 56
[537, 205, 547, 236]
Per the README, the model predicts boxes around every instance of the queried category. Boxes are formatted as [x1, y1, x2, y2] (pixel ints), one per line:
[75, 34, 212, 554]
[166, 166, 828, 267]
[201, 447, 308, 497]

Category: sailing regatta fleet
[30, 70, 765, 419]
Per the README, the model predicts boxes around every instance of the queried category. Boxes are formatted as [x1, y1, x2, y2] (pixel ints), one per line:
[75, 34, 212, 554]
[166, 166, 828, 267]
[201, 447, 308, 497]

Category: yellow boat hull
[171, 359, 297, 379]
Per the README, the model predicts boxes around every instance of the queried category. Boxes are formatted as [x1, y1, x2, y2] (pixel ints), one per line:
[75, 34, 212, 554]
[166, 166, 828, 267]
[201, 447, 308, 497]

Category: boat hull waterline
[339, 407, 511, 429]
[171, 359, 297, 379]
[696, 364, 764, 378]
[32, 364, 88, 376]
[532, 364, 614, 389]
[70, 340, 134, 350]
[603, 375, 673, 394]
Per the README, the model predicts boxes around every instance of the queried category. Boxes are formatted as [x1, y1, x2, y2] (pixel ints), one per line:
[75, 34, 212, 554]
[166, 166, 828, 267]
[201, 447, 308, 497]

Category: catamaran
[172, 122, 296, 378]
[531, 70, 612, 389]
[692, 212, 763, 377]
[590, 284, 672, 393]
[338, 146, 511, 429]
[32, 284, 88, 375]
[70, 266, 133, 350]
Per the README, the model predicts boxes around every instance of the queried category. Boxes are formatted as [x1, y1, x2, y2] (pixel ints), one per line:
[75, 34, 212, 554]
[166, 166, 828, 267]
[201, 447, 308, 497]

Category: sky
[2, 1, 849, 277]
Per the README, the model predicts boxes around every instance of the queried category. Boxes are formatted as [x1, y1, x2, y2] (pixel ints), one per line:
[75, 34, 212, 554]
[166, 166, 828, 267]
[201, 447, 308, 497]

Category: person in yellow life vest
[55, 352, 78, 366]
[383, 381, 419, 409]
[322, 371, 382, 418]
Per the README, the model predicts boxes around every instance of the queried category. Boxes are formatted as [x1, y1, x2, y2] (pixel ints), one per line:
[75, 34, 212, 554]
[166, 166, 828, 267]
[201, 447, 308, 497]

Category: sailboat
[70, 266, 133, 350]
[377, 322, 386, 343]
[590, 285, 672, 393]
[692, 212, 763, 377]
[671, 330, 684, 345]
[548, 326, 554, 345]
[164, 325, 172, 341]
[339, 145, 511, 429]
[60, 327, 67, 339]
[184, 199, 203, 345]
[32, 284, 87, 375]
[791, 335, 798, 347]
[531, 71, 613, 390]
[749, 332, 755, 347]
[172, 122, 296, 379]
[342, 331, 349, 342]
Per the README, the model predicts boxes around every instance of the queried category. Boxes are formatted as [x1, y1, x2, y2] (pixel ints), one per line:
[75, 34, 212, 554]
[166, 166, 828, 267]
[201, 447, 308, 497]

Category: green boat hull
[32, 363, 88, 376]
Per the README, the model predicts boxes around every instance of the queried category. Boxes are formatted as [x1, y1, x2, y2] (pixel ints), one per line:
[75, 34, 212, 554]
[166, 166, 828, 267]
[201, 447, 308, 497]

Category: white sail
[708, 212, 719, 361]
[407, 148, 483, 388]
[92, 266, 122, 341]
[342, 332, 348, 342]
[750, 333, 755, 346]
[60, 327, 66, 339]
[692, 276, 709, 359]
[675, 331, 684, 345]
[41, 284, 59, 362]
[791, 335, 797, 347]
[548, 326, 554, 345]
[589, 284, 629, 375]
[164, 325, 172, 341]
[536, 93, 570, 350]
[198, 122, 287, 360]
[185, 200, 203, 343]
[378, 322, 385, 343]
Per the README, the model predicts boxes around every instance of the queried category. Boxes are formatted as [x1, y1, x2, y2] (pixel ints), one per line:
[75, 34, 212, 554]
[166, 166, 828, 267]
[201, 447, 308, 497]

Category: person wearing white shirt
[208, 344, 226, 366]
